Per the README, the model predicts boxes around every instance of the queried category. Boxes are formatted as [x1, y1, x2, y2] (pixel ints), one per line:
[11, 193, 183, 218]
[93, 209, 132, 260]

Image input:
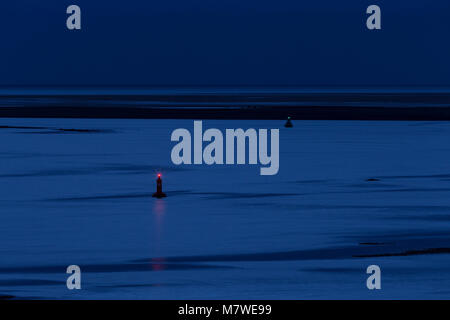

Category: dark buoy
[284, 116, 293, 128]
[152, 173, 167, 198]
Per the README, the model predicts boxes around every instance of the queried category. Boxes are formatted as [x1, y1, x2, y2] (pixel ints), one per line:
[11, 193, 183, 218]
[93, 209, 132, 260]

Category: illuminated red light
[153, 173, 167, 198]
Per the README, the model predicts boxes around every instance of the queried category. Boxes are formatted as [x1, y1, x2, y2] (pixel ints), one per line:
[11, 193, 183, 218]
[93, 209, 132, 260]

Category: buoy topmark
[284, 116, 293, 128]
[152, 173, 167, 198]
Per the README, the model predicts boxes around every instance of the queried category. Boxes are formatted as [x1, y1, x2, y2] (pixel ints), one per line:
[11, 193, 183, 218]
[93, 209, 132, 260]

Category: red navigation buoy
[152, 173, 167, 198]
[284, 116, 293, 128]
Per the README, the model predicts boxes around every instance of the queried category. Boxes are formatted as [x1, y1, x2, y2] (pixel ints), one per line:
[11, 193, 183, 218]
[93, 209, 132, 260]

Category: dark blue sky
[0, 0, 449, 87]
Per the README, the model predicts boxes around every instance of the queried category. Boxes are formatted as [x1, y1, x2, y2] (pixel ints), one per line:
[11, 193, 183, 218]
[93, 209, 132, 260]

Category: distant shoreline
[2, 105, 450, 120]
[1, 91, 450, 120]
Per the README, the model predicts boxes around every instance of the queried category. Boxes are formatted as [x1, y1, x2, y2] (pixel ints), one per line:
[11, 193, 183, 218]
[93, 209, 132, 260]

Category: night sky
[0, 0, 449, 87]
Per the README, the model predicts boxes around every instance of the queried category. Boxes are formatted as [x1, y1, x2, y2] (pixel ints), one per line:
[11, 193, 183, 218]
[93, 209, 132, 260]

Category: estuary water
[1, 118, 450, 299]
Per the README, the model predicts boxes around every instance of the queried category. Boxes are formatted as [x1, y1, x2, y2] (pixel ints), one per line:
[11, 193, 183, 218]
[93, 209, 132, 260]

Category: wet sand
[1, 92, 450, 120]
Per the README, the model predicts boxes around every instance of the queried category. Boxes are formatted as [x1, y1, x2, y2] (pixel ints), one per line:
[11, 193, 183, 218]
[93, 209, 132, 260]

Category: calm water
[1, 118, 450, 299]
